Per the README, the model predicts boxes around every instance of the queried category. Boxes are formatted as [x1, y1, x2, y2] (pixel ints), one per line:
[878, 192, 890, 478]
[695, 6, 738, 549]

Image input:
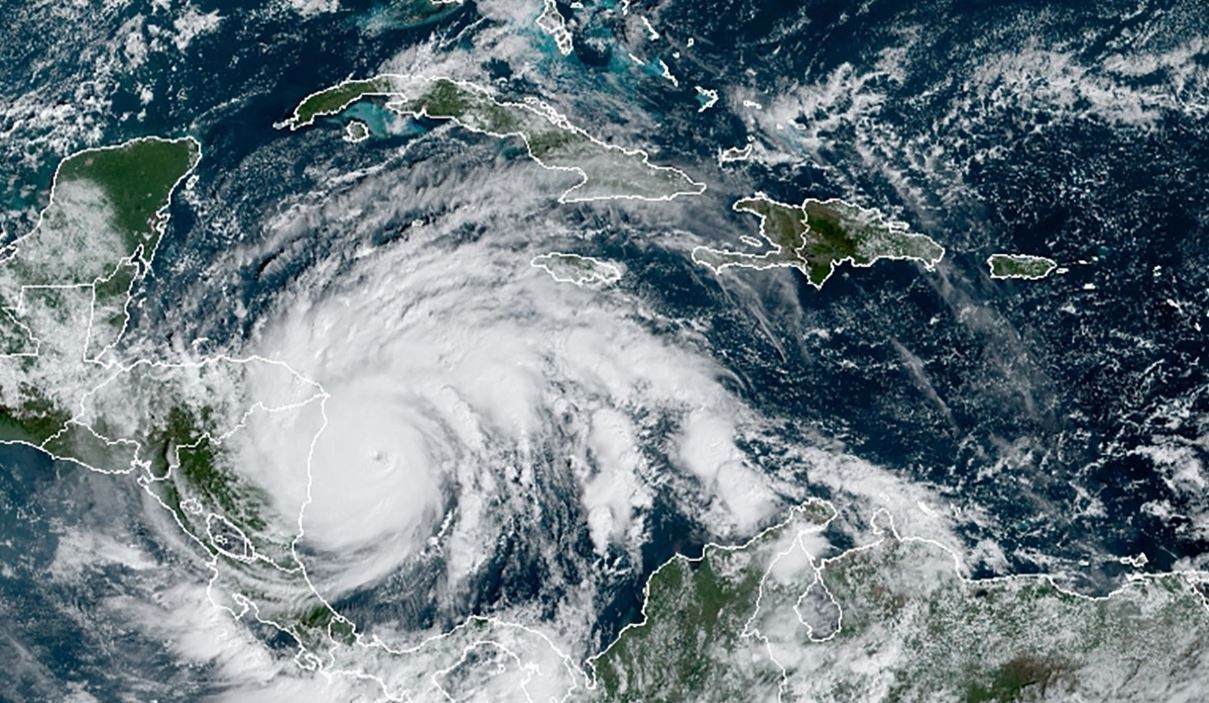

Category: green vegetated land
[285, 75, 704, 201]
[987, 253, 1057, 280]
[1, 135, 353, 659]
[291, 77, 394, 128]
[595, 514, 1209, 702]
[693, 196, 945, 288]
[93, 259, 140, 302]
[0, 136, 199, 431]
[1, 136, 197, 294]
[0, 385, 72, 444]
[56, 137, 200, 252]
[344, 120, 370, 142]
[548, 253, 597, 271]
[289, 76, 560, 143]
[595, 553, 769, 701]
[594, 502, 835, 702]
[145, 403, 273, 538]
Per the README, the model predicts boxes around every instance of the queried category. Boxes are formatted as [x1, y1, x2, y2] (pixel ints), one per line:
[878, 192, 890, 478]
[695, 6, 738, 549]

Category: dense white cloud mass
[148, 128, 978, 702]
[250, 171, 784, 609]
[22, 1, 1198, 697]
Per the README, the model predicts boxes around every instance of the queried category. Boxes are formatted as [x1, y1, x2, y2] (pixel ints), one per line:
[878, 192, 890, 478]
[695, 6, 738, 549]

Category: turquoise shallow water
[2, 0, 1208, 696]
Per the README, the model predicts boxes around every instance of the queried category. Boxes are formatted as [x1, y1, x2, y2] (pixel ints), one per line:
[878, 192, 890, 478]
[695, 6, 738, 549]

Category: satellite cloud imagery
[1, 0, 1208, 701]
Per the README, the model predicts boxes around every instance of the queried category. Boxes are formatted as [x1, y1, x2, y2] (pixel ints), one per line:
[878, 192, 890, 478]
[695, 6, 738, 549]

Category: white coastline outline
[530, 251, 622, 287]
[0, 136, 590, 701]
[986, 252, 1059, 281]
[536, 0, 574, 56]
[692, 193, 947, 291]
[342, 119, 370, 144]
[587, 498, 1209, 700]
[277, 74, 707, 204]
[0, 136, 202, 366]
[4, 135, 1205, 701]
[717, 141, 753, 165]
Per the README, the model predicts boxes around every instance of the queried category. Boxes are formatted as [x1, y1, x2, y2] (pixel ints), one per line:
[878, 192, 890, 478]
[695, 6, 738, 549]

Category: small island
[693, 195, 945, 289]
[343, 120, 370, 143]
[717, 143, 753, 164]
[531, 252, 622, 287]
[536, 0, 573, 56]
[987, 253, 1058, 280]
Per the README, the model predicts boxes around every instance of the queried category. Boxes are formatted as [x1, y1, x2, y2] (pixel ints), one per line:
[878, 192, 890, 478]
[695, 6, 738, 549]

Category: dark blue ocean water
[0, 445, 213, 702]
[2, 0, 1207, 684]
[617, 0, 1209, 584]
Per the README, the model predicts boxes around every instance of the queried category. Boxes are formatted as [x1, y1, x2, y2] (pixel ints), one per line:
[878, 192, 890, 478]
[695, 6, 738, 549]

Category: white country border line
[431, 640, 536, 702]
[0, 136, 202, 365]
[739, 501, 844, 699]
[0, 282, 94, 360]
[692, 193, 946, 291]
[82, 138, 201, 367]
[229, 359, 587, 702]
[84, 255, 143, 365]
[585, 497, 839, 696]
[383, 82, 706, 205]
[0, 136, 202, 473]
[0, 153, 581, 694]
[52, 353, 587, 698]
[0, 138, 398, 697]
[0, 135, 200, 262]
[357, 615, 587, 701]
[792, 507, 1209, 684]
[0, 354, 328, 580]
[586, 493, 1209, 702]
[835, 508, 1209, 612]
[278, 74, 707, 204]
[127, 359, 368, 688]
[790, 540, 842, 644]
